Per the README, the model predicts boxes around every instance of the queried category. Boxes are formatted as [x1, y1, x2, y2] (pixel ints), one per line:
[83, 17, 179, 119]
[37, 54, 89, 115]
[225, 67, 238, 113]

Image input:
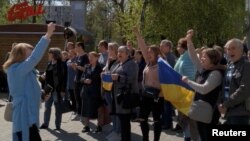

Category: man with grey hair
[160, 39, 176, 68]
[218, 38, 250, 125]
[160, 39, 176, 130]
[98, 40, 108, 67]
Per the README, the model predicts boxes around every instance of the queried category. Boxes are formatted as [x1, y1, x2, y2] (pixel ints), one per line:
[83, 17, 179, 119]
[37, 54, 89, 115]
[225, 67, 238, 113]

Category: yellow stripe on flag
[102, 82, 113, 91]
[161, 84, 194, 116]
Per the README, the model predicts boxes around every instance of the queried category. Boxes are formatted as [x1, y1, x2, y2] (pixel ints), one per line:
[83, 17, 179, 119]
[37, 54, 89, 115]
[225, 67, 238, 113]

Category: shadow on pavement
[83, 121, 111, 141]
[164, 129, 183, 137]
[131, 132, 142, 140]
[86, 121, 143, 141]
[0, 92, 8, 99]
[0, 93, 8, 108]
[46, 128, 86, 141]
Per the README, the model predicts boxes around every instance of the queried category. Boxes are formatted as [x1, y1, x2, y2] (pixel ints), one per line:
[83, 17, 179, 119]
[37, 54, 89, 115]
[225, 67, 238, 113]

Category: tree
[85, 0, 246, 47]
[142, 0, 246, 46]
[0, 0, 12, 24]
[86, 0, 114, 42]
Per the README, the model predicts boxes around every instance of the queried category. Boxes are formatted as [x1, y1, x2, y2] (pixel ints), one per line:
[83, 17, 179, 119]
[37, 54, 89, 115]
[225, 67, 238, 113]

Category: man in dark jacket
[219, 38, 250, 125]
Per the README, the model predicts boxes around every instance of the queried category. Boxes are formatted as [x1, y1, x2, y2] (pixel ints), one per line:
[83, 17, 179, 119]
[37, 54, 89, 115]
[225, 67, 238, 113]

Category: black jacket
[45, 61, 67, 93]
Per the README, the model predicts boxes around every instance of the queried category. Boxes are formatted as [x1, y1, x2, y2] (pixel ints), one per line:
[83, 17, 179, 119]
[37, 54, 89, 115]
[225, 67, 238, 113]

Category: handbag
[4, 95, 13, 122]
[61, 100, 73, 114]
[122, 92, 140, 109]
[98, 105, 111, 126]
[116, 84, 140, 109]
[188, 100, 213, 123]
[143, 86, 160, 99]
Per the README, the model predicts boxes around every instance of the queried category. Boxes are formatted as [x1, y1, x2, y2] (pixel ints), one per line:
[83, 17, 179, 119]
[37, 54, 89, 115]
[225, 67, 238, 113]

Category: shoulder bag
[4, 95, 12, 122]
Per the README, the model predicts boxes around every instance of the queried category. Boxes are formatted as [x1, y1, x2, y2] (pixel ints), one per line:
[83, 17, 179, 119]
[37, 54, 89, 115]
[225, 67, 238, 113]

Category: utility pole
[70, 0, 87, 31]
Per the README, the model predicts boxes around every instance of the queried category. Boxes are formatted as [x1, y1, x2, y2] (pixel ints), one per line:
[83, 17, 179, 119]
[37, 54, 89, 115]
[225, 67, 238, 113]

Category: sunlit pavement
[0, 93, 183, 141]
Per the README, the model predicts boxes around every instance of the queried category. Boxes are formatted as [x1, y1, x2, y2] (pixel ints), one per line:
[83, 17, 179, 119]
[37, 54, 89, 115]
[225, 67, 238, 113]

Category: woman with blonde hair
[3, 23, 55, 141]
[102, 42, 121, 140]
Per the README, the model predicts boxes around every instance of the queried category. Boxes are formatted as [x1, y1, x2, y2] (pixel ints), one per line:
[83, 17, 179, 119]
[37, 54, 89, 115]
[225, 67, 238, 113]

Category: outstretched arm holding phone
[3, 22, 55, 141]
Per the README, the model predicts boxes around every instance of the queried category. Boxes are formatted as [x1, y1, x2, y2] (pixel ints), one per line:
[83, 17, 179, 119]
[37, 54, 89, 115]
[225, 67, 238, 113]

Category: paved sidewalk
[0, 93, 183, 141]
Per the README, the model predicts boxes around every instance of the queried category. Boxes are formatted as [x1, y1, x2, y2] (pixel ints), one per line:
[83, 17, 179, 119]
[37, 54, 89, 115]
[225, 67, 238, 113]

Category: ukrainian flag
[158, 57, 195, 116]
[102, 73, 113, 91]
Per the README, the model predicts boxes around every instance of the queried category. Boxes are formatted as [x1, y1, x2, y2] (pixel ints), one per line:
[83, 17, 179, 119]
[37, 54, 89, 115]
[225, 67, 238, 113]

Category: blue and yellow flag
[158, 57, 195, 116]
[102, 73, 113, 91]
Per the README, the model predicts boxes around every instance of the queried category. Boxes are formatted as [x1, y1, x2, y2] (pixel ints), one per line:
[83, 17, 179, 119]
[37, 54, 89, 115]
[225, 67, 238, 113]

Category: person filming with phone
[3, 23, 55, 141]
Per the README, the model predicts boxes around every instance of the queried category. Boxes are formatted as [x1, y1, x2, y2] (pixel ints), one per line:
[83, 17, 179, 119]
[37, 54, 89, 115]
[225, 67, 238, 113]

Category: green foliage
[86, 0, 142, 45]
[107, 0, 246, 47]
[142, 0, 246, 47]
[1, 0, 246, 48]
[0, 1, 9, 24]
[113, 0, 142, 43]
[86, 0, 114, 43]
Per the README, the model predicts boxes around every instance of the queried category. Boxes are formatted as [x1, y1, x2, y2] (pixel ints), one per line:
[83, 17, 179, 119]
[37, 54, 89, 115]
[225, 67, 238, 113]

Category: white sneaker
[108, 132, 121, 141]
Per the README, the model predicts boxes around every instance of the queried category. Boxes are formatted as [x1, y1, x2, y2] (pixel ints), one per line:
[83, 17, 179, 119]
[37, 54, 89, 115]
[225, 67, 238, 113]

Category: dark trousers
[16, 124, 41, 141]
[225, 116, 250, 125]
[118, 114, 131, 141]
[68, 89, 77, 112]
[197, 108, 222, 141]
[74, 82, 83, 115]
[162, 100, 173, 128]
[197, 121, 209, 141]
[140, 97, 164, 141]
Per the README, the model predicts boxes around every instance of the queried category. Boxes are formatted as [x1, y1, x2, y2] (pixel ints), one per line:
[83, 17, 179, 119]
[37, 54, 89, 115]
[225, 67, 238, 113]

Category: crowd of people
[3, 23, 250, 141]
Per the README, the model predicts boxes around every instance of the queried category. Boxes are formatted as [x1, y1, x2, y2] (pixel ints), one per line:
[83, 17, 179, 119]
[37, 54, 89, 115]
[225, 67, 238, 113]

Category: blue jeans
[104, 92, 112, 107]
[43, 93, 62, 128]
[183, 124, 191, 138]
[104, 92, 121, 133]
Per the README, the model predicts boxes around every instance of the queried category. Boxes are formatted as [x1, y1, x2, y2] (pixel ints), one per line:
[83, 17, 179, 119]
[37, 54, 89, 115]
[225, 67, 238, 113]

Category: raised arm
[186, 30, 202, 72]
[133, 27, 149, 64]
[17, 23, 55, 74]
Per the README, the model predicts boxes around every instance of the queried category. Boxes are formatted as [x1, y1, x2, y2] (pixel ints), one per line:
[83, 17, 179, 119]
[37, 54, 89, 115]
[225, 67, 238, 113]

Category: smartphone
[44, 84, 53, 94]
